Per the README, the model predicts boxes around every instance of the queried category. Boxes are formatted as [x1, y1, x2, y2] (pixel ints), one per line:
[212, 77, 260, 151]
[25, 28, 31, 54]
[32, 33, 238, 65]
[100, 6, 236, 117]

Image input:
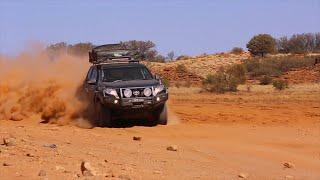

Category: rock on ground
[3, 138, 16, 146]
[167, 145, 178, 151]
[283, 162, 295, 169]
[238, 173, 249, 178]
[81, 161, 97, 176]
[38, 170, 46, 176]
[133, 136, 142, 141]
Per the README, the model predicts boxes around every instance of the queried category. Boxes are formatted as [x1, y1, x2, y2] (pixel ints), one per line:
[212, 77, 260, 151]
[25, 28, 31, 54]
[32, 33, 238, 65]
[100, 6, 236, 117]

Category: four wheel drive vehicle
[84, 44, 168, 127]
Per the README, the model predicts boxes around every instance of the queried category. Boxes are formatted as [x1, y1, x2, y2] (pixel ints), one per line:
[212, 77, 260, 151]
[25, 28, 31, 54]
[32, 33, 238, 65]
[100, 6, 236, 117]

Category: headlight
[143, 88, 152, 97]
[103, 88, 119, 99]
[123, 89, 132, 98]
[153, 85, 165, 96]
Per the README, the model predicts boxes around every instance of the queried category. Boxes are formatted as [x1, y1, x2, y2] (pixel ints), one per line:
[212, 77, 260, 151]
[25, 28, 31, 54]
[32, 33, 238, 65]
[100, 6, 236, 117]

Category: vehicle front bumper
[102, 93, 168, 110]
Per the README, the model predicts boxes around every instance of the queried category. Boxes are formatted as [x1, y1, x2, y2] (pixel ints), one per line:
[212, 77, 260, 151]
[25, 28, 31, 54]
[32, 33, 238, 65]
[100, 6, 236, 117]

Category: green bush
[259, 75, 273, 85]
[272, 80, 288, 90]
[202, 64, 246, 93]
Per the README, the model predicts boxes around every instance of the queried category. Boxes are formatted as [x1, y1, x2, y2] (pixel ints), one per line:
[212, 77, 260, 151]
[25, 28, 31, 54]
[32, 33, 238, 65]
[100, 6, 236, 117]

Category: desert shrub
[231, 47, 244, 54]
[226, 64, 247, 84]
[244, 56, 316, 78]
[176, 55, 191, 60]
[176, 64, 188, 73]
[202, 64, 246, 93]
[259, 75, 273, 85]
[272, 80, 288, 90]
[278, 57, 314, 72]
[244, 59, 281, 77]
[202, 72, 228, 93]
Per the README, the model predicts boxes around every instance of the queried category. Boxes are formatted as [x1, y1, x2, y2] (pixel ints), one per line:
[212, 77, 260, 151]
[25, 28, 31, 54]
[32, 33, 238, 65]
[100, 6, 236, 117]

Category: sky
[0, 0, 319, 56]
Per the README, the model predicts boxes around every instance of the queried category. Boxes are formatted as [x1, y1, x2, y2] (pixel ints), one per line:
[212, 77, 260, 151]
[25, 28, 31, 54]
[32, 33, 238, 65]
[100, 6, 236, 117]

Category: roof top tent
[89, 44, 137, 64]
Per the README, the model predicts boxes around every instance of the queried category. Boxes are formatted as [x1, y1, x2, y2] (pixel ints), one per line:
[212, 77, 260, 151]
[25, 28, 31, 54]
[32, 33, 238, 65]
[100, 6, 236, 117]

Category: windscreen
[102, 67, 153, 82]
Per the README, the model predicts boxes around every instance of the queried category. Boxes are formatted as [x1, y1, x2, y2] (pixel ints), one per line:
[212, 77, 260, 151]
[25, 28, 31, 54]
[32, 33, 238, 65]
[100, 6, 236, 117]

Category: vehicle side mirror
[87, 79, 96, 85]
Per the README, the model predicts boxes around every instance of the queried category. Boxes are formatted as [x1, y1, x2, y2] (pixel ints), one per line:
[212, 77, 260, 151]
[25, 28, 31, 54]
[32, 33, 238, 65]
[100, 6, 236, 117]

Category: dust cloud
[0, 50, 90, 125]
[0, 49, 179, 127]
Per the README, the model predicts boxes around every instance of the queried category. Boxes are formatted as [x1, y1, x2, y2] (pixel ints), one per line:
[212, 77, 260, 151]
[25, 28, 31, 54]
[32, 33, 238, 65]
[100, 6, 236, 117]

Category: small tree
[68, 43, 94, 56]
[247, 34, 276, 57]
[121, 40, 157, 61]
[277, 36, 290, 53]
[231, 47, 244, 54]
[287, 34, 308, 54]
[46, 42, 68, 56]
[167, 51, 175, 61]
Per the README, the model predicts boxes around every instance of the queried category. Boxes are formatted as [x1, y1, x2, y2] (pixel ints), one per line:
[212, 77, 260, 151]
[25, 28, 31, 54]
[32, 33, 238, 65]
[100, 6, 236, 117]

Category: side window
[141, 68, 152, 79]
[86, 66, 94, 81]
[90, 67, 98, 82]
[100, 68, 104, 81]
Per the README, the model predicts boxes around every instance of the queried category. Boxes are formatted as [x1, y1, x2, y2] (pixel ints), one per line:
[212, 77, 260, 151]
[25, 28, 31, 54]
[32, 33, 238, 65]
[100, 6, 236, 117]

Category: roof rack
[89, 44, 138, 64]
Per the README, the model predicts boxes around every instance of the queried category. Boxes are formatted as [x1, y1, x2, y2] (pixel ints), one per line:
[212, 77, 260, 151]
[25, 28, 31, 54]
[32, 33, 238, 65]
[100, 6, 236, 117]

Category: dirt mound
[146, 52, 249, 84]
[148, 65, 203, 85]
[280, 64, 320, 84]
[0, 52, 90, 124]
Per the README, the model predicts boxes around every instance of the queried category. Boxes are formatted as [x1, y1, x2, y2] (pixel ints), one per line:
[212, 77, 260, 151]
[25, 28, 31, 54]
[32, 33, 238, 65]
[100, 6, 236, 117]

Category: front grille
[120, 87, 153, 98]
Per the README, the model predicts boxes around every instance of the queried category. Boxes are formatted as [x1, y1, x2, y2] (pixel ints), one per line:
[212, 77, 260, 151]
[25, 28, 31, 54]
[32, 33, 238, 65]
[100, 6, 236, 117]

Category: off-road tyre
[95, 102, 112, 127]
[151, 104, 168, 126]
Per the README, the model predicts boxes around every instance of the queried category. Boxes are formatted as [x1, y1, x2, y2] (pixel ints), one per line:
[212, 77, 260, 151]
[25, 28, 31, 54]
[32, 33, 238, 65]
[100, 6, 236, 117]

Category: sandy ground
[1, 85, 320, 180]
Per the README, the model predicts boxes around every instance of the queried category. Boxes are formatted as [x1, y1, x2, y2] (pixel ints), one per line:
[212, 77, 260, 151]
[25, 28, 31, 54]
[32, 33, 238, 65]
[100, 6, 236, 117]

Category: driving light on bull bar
[103, 88, 119, 98]
[114, 99, 119, 104]
[143, 88, 152, 97]
[156, 97, 161, 102]
[123, 89, 132, 98]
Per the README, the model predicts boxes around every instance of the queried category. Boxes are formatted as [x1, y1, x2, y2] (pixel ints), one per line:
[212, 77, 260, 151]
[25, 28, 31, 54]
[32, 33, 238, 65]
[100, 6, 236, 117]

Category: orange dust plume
[0, 50, 91, 125]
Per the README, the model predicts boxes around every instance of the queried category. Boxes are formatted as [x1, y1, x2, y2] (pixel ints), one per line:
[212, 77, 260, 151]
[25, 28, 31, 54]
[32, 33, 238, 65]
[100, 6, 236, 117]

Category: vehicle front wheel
[151, 104, 168, 126]
[95, 102, 112, 127]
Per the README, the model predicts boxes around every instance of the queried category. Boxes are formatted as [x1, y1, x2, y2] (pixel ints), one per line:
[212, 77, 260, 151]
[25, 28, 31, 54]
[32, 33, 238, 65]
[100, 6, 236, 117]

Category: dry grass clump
[272, 80, 289, 90]
[170, 84, 320, 104]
